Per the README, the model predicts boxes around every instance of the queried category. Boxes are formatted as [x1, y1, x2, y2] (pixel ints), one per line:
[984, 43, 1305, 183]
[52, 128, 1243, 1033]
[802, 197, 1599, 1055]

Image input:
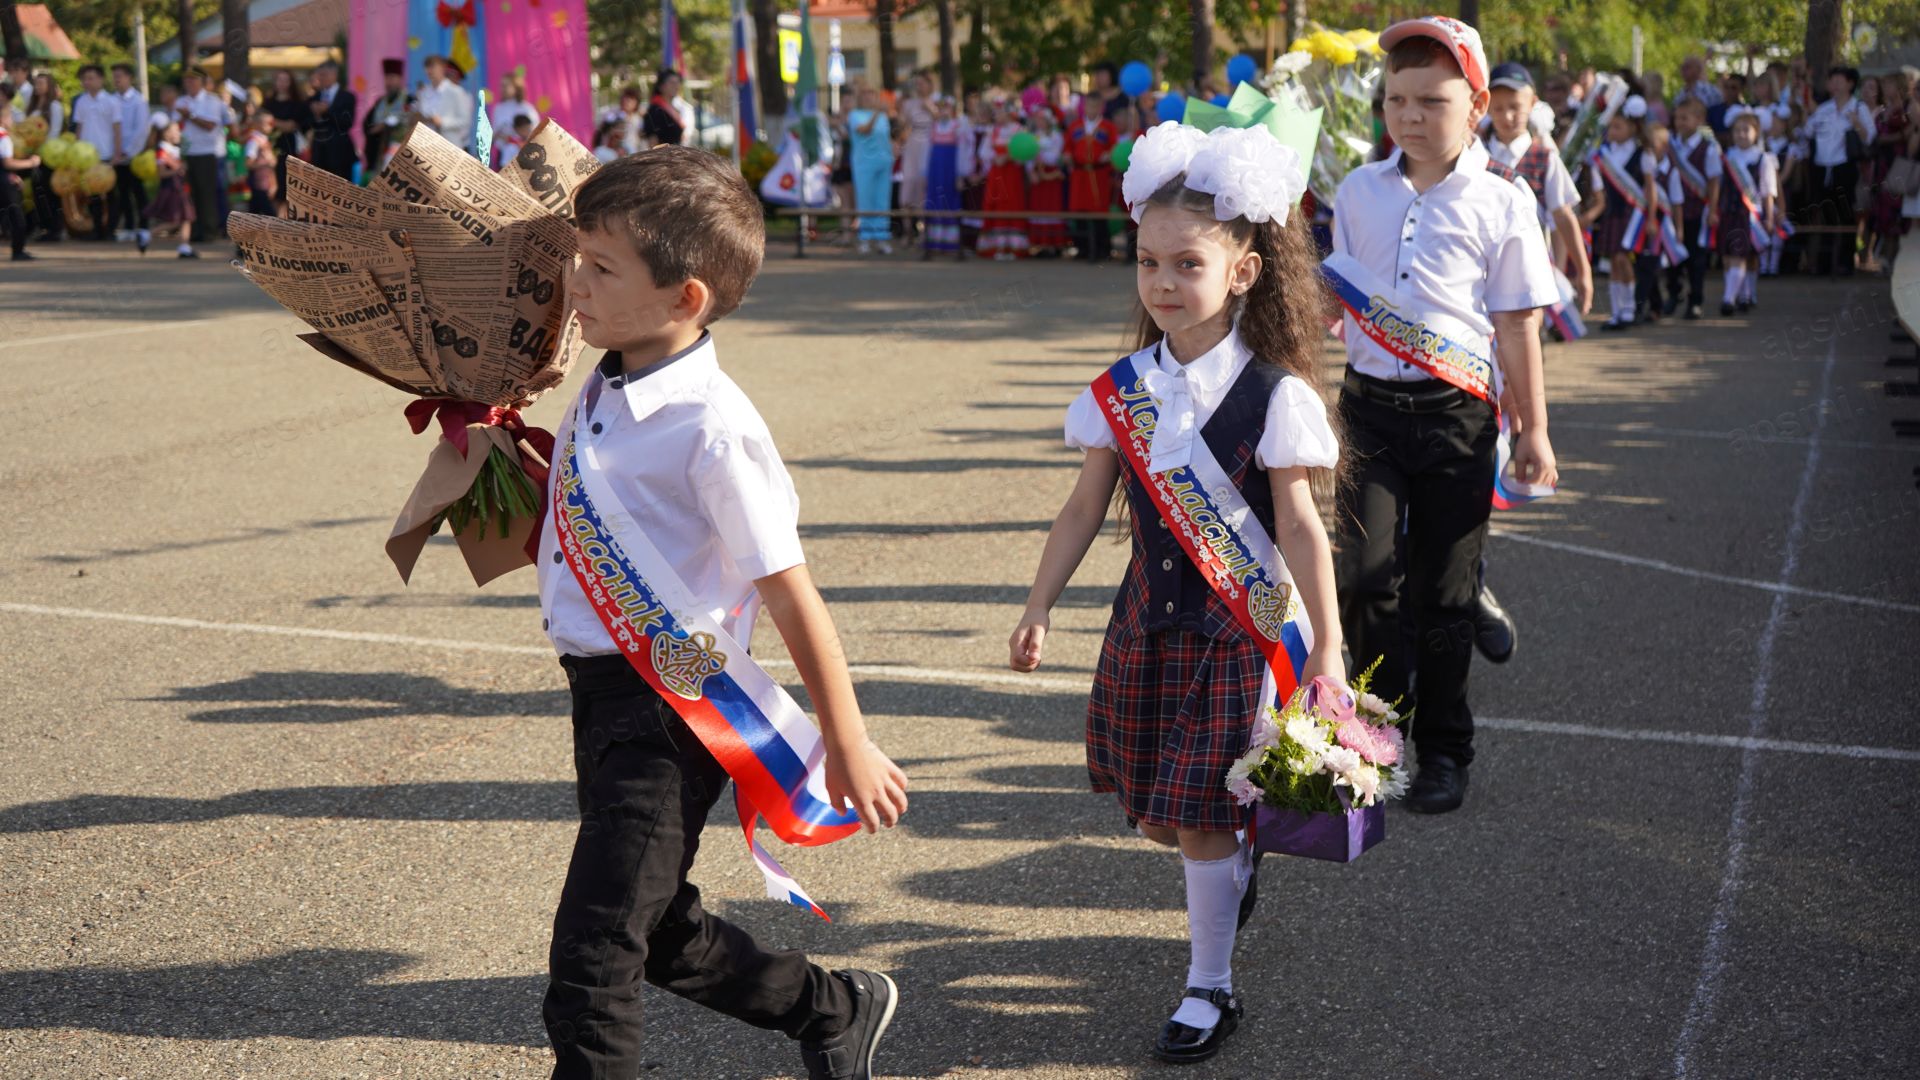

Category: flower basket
[1252, 802, 1385, 863]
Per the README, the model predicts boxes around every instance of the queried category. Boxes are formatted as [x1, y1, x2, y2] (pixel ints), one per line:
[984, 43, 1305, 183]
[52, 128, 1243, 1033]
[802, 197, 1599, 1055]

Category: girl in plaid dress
[1581, 94, 1656, 330]
[1008, 122, 1344, 1065]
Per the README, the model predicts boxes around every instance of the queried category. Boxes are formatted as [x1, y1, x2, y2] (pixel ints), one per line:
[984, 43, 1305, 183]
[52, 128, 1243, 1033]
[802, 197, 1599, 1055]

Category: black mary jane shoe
[1152, 988, 1244, 1064]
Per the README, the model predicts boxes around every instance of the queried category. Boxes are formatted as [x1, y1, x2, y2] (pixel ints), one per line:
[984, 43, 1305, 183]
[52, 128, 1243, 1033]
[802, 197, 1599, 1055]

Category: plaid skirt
[1591, 205, 1637, 258]
[1086, 627, 1266, 831]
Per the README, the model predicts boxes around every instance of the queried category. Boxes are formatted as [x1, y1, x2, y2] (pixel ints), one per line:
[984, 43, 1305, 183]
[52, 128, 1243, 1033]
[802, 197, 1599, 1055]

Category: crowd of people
[0, 52, 543, 262]
[795, 51, 1920, 299]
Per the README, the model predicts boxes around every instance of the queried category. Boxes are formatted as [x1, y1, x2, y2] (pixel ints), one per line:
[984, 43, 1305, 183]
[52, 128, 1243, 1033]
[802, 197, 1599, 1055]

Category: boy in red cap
[1325, 16, 1560, 814]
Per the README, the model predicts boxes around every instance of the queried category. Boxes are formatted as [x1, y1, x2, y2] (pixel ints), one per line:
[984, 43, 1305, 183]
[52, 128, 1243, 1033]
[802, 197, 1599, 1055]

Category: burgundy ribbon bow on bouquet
[403, 398, 556, 563]
[436, 1, 477, 29]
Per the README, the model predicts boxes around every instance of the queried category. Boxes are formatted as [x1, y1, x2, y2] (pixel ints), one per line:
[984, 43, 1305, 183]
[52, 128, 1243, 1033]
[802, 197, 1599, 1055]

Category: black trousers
[1664, 212, 1708, 306]
[1, 176, 26, 256]
[1334, 375, 1496, 767]
[545, 654, 853, 1079]
[1633, 252, 1663, 315]
[1812, 162, 1858, 276]
[1074, 217, 1111, 262]
[111, 162, 147, 233]
[185, 154, 220, 243]
[30, 164, 60, 236]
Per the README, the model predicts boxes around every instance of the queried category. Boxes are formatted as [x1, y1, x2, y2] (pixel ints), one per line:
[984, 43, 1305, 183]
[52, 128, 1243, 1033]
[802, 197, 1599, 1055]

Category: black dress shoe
[1720, 301, 1735, 316]
[801, 970, 898, 1080]
[1473, 583, 1516, 664]
[1152, 988, 1243, 1064]
[1405, 756, 1468, 814]
[1237, 851, 1263, 930]
[1661, 294, 1682, 317]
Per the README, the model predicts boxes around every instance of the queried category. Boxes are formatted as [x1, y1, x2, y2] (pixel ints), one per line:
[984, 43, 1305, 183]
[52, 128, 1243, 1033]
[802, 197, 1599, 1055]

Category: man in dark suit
[307, 60, 359, 180]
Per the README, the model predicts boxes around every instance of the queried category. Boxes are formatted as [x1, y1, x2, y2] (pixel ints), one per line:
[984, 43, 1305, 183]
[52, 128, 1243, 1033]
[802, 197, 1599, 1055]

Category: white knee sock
[1169, 853, 1243, 1030]
[1723, 265, 1746, 305]
[1612, 281, 1635, 322]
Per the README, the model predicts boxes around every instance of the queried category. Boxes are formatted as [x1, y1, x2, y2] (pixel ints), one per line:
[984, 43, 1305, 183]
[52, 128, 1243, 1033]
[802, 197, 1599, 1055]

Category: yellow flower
[1289, 37, 1312, 55]
[1344, 28, 1382, 56]
[1311, 29, 1358, 65]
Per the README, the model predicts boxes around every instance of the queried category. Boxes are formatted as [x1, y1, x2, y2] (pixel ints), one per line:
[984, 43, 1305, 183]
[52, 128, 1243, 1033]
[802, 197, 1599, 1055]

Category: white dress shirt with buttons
[1662, 130, 1723, 205]
[536, 333, 806, 657]
[1062, 326, 1340, 473]
[1807, 96, 1874, 168]
[1486, 130, 1581, 227]
[118, 88, 147, 156]
[179, 90, 232, 157]
[1333, 139, 1557, 382]
[71, 89, 121, 159]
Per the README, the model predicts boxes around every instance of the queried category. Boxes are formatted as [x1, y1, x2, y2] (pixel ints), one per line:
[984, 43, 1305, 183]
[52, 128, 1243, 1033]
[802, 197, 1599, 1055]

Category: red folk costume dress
[1068, 115, 1118, 216]
[978, 122, 1029, 257]
[1026, 128, 1070, 251]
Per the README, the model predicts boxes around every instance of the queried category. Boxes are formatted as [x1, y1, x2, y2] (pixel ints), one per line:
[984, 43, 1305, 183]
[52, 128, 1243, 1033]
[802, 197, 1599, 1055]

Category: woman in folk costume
[923, 94, 967, 260]
[1067, 104, 1119, 262]
[1717, 111, 1781, 315]
[1582, 92, 1658, 330]
[1025, 104, 1070, 256]
[1010, 120, 1344, 1064]
[849, 86, 896, 254]
[977, 96, 1030, 258]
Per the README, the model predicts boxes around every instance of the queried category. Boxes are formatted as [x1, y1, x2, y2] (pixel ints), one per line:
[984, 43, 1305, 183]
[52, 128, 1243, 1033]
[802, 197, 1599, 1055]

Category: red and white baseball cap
[1379, 16, 1490, 94]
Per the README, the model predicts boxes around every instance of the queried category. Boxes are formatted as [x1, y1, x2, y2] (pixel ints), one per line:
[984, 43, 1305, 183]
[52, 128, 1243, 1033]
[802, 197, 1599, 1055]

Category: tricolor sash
[1322, 254, 1556, 509]
[1724, 153, 1770, 251]
[551, 393, 860, 920]
[1591, 148, 1652, 255]
[1090, 349, 1314, 715]
[1671, 141, 1719, 249]
[1320, 252, 1495, 404]
[1648, 178, 1689, 265]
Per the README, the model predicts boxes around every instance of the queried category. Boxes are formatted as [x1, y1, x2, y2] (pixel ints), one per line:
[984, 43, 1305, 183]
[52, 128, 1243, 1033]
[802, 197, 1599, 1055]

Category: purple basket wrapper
[1252, 802, 1386, 863]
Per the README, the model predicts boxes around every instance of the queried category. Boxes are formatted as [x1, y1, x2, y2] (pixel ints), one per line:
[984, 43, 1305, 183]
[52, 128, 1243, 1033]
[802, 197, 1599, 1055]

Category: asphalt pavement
[1, 240, 1916, 1080]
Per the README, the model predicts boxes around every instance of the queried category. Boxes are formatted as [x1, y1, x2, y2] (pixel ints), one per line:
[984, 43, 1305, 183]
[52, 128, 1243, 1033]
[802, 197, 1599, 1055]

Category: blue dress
[849, 109, 894, 243]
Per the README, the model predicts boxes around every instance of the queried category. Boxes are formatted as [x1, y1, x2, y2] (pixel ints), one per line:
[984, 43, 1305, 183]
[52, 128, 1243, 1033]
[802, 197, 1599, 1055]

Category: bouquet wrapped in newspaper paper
[1227, 658, 1409, 862]
[1266, 26, 1385, 204]
[228, 120, 602, 585]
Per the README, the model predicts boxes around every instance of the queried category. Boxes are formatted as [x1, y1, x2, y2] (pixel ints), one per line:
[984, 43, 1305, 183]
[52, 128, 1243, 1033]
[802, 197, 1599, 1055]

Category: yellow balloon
[83, 162, 118, 195]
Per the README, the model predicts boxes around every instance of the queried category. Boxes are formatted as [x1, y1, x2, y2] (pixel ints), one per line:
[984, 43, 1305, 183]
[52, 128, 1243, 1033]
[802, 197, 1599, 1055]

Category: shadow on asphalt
[143, 671, 563, 724]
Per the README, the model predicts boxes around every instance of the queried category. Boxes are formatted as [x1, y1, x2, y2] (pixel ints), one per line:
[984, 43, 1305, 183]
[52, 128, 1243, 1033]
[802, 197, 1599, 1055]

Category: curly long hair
[1120, 178, 1344, 514]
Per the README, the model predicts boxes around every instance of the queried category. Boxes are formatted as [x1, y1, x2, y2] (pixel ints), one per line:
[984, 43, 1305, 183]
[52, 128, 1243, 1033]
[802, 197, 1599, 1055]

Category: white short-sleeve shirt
[179, 90, 232, 157]
[1332, 139, 1557, 382]
[118, 88, 148, 155]
[537, 333, 807, 656]
[1063, 327, 1339, 473]
[1724, 145, 1779, 201]
[1486, 130, 1581, 228]
[1807, 97, 1874, 168]
[71, 89, 121, 159]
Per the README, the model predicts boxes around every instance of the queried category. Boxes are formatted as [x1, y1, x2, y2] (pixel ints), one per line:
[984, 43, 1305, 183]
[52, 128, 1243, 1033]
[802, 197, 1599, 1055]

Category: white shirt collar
[1493, 130, 1532, 163]
[1156, 324, 1249, 396]
[603, 331, 718, 422]
[1383, 136, 1494, 188]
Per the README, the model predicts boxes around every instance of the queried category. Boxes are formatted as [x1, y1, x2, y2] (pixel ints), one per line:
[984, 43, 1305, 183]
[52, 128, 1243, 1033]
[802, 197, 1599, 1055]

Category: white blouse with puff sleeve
[1063, 331, 1339, 473]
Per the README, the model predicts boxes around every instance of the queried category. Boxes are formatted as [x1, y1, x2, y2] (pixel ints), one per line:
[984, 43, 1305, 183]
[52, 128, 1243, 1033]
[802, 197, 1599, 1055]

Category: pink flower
[1335, 717, 1402, 766]
[1227, 777, 1261, 807]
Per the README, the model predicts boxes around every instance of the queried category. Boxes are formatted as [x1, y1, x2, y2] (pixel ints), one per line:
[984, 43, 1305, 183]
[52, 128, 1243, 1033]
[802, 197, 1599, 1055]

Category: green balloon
[1008, 131, 1039, 163]
[1111, 137, 1133, 173]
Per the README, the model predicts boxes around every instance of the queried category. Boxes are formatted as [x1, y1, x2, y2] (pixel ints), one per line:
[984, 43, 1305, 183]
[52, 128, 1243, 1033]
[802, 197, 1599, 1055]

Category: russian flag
[663, 0, 686, 75]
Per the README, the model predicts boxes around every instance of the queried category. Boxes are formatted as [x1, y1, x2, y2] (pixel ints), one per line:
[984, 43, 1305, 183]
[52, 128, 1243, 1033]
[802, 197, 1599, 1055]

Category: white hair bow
[1121, 121, 1307, 227]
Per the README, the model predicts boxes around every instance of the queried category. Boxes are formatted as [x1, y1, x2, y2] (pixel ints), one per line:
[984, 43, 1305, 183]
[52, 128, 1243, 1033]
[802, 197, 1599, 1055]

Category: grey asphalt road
[1, 240, 1916, 1080]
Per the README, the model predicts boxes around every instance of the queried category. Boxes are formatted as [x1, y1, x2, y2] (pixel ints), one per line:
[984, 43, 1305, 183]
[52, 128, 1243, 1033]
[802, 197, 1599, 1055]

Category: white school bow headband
[1121, 121, 1308, 227]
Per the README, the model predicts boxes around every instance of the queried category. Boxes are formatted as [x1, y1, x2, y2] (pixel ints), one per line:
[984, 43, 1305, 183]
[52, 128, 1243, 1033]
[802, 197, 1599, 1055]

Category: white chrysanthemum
[1285, 713, 1330, 753]
[1250, 711, 1282, 750]
[1123, 121, 1211, 222]
[1347, 764, 1382, 805]
[1356, 691, 1392, 718]
[1379, 765, 1410, 802]
[1320, 745, 1362, 775]
[1271, 51, 1313, 78]
[1226, 751, 1258, 785]
[1184, 126, 1305, 225]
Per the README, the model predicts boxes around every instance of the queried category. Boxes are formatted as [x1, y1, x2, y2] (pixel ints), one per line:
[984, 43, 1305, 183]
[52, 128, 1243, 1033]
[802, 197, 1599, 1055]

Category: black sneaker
[1737, 299, 1753, 313]
[1405, 756, 1469, 815]
[10, 250, 34, 262]
[801, 969, 898, 1080]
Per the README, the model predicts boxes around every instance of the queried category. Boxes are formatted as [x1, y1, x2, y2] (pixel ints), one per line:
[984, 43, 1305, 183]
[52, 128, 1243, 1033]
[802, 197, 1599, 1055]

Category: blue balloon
[1120, 60, 1153, 99]
[1155, 92, 1186, 124]
[1226, 54, 1257, 86]
[1212, 93, 1231, 107]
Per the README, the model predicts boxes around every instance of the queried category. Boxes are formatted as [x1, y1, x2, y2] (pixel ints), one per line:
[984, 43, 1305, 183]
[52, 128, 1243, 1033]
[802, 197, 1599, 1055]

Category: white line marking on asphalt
[1488, 531, 1920, 615]
[1670, 306, 1842, 1079]
[7, 316, 268, 350]
[6, 602, 1918, 763]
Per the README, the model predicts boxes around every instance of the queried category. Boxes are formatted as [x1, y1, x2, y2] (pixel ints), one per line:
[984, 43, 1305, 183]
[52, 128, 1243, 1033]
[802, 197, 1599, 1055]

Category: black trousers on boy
[1334, 371, 1497, 768]
[30, 164, 60, 237]
[2, 176, 27, 256]
[111, 163, 147, 234]
[185, 153, 221, 243]
[545, 654, 854, 1079]
[1633, 252, 1663, 317]
[1664, 213, 1708, 308]
[1811, 163, 1858, 277]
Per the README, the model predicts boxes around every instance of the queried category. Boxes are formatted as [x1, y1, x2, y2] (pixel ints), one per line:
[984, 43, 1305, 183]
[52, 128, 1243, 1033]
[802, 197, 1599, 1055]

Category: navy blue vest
[1601, 146, 1645, 219]
[1111, 359, 1284, 640]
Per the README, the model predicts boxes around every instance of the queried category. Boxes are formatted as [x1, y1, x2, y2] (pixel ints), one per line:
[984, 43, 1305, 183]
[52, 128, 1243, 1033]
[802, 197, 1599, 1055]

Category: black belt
[1342, 371, 1473, 414]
